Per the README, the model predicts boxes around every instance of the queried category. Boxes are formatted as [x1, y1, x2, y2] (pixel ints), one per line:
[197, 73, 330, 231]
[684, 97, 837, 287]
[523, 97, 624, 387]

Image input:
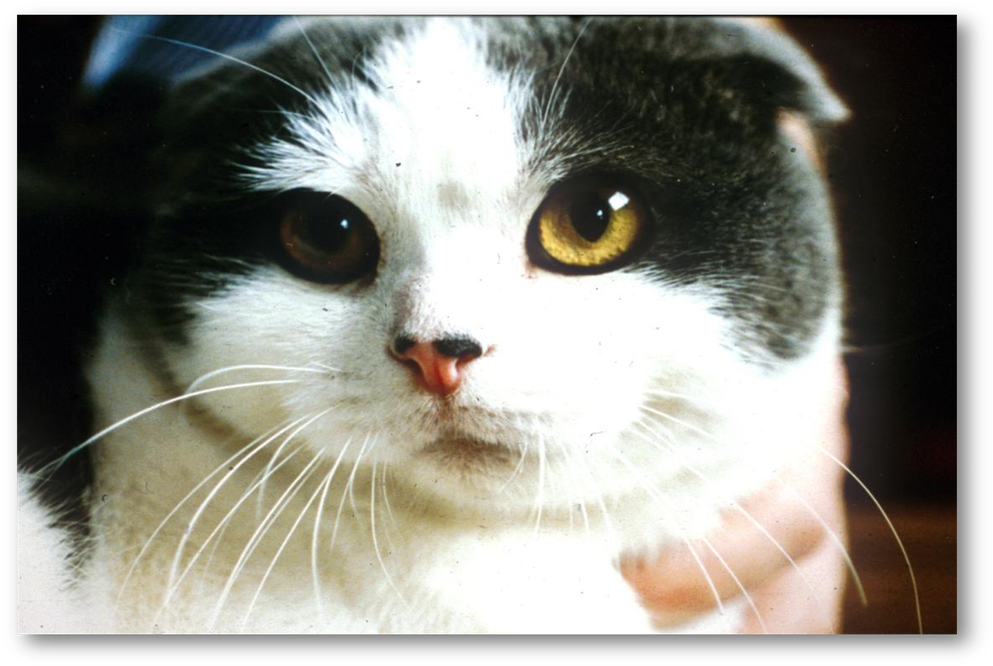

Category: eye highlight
[279, 193, 380, 283]
[527, 177, 653, 274]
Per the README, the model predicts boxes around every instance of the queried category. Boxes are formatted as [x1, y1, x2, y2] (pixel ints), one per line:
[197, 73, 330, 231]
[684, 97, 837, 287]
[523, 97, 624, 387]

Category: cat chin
[419, 434, 518, 475]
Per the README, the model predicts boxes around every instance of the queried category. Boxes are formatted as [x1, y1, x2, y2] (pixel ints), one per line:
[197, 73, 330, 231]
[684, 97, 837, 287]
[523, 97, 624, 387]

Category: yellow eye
[528, 178, 653, 273]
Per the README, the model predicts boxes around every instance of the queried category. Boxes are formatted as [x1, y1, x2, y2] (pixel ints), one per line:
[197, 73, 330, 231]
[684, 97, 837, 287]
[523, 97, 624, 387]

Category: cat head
[123, 17, 846, 511]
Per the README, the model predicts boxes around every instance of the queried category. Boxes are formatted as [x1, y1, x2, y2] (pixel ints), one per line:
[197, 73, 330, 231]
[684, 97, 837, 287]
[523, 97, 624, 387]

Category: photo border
[6, 5, 988, 661]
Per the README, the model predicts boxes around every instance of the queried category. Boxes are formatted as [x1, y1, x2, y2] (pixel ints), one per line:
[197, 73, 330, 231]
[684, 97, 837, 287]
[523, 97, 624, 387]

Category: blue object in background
[83, 16, 284, 90]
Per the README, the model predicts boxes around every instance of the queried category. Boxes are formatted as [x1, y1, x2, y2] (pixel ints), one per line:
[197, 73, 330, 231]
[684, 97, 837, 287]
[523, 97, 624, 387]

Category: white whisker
[113, 421, 289, 622]
[292, 15, 334, 85]
[331, 434, 372, 550]
[310, 437, 353, 620]
[371, 460, 408, 607]
[640, 404, 721, 443]
[380, 462, 400, 535]
[240, 455, 337, 632]
[209, 448, 325, 631]
[631, 419, 823, 610]
[607, 445, 734, 630]
[559, 445, 592, 541]
[541, 17, 593, 130]
[166, 412, 328, 595]
[45, 379, 302, 473]
[159, 444, 309, 619]
[781, 483, 868, 606]
[533, 434, 546, 536]
[255, 410, 329, 520]
[638, 398, 884, 631]
[186, 364, 332, 394]
[497, 443, 528, 494]
[820, 446, 922, 633]
[107, 27, 320, 107]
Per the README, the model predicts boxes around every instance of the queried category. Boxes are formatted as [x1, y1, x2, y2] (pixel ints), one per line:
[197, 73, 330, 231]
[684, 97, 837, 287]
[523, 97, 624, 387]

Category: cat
[17, 16, 849, 633]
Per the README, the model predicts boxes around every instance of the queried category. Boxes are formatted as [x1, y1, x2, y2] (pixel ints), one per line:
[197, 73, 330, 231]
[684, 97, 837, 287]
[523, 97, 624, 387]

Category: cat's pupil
[570, 194, 612, 242]
[309, 216, 351, 253]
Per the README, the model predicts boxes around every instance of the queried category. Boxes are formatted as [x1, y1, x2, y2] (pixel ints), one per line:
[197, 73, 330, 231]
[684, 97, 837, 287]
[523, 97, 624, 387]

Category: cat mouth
[420, 435, 517, 469]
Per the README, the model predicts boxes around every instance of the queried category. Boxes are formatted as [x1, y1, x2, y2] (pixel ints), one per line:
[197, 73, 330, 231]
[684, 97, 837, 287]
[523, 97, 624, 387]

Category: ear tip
[721, 17, 852, 124]
[804, 84, 852, 124]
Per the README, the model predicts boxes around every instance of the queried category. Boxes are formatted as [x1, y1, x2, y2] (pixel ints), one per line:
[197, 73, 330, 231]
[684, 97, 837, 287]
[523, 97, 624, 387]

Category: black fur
[137, 17, 842, 362]
[18, 16, 845, 529]
[502, 18, 843, 360]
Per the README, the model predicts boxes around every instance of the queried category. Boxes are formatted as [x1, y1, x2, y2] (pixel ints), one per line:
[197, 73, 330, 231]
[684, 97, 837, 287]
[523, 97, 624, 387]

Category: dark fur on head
[19, 16, 846, 533]
[142, 17, 845, 360]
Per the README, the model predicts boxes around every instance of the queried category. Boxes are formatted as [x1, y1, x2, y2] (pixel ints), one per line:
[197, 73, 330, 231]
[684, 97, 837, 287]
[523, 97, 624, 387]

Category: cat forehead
[246, 19, 541, 219]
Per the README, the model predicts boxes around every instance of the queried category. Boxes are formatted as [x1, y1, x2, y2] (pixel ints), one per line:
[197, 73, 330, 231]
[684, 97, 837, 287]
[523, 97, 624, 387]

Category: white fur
[17, 477, 94, 633]
[19, 18, 843, 633]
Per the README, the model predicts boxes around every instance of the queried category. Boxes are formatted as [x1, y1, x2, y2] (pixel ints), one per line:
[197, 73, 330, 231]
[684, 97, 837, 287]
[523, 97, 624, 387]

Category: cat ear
[709, 18, 850, 124]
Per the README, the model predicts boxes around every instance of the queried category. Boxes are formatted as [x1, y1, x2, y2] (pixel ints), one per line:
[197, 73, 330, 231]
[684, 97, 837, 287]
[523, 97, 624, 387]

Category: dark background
[18, 16, 957, 633]
[784, 17, 957, 634]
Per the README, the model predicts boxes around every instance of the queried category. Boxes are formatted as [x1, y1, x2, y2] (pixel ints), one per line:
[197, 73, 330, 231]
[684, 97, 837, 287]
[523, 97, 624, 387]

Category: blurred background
[18, 16, 957, 633]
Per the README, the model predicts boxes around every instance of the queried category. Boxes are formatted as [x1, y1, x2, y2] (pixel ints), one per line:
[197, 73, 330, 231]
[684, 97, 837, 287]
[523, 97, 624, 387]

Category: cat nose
[390, 335, 484, 397]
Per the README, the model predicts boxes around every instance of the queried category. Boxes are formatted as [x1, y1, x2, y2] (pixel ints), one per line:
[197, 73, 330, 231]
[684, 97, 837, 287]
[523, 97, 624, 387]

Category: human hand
[621, 360, 851, 633]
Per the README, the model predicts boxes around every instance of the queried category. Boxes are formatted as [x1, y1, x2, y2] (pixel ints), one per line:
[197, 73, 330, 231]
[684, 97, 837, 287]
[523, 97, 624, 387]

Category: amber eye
[527, 177, 653, 274]
[279, 194, 380, 283]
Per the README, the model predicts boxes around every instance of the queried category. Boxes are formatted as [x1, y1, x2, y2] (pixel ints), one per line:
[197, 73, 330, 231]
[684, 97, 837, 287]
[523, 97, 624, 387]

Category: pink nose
[391, 336, 483, 397]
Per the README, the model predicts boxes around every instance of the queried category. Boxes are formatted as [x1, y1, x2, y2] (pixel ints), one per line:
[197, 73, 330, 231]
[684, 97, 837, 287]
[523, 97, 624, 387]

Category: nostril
[400, 358, 421, 374]
[433, 336, 483, 360]
[393, 334, 417, 355]
[389, 334, 484, 397]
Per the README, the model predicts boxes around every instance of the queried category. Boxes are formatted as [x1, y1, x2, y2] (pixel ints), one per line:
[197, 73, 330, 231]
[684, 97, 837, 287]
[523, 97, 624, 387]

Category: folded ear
[702, 17, 849, 124]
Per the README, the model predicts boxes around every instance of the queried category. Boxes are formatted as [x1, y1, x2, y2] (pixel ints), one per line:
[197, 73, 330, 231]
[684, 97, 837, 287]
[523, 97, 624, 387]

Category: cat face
[132, 17, 844, 510]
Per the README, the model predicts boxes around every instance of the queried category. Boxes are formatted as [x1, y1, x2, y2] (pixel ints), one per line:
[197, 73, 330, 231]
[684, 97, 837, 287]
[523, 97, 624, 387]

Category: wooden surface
[841, 502, 957, 634]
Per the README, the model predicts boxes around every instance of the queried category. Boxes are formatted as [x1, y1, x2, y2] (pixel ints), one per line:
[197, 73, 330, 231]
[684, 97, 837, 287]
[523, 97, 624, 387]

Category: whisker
[255, 410, 328, 521]
[347, 437, 371, 527]
[541, 17, 593, 129]
[607, 445, 736, 631]
[186, 364, 332, 394]
[45, 379, 302, 472]
[371, 460, 408, 607]
[240, 455, 337, 632]
[639, 399, 888, 630]
[533, 434, 546, 536]
[380, 461, 400, 535]
[644, 388, 719, 408]
[559, 445, 592, 541]
[631, 420, 823, 609]
[106, 27, 320, 107]
[311, 437, 353, 620]
[374, 461, 402, 562]
[159, 444, 309, 620]
[640, 404, 720, 443]
[820, 446, 923, 633]
[157, 412, 327, 621]
[497, 442, 528, 494]
[574, 450, 616, 540]
[781, 483, 868, 606]
[209, 448, 325, 631]
[292, 15, 334, 85]
[331, 434, 372, 550]
[114, 420, 288, 618]
[114, 420, 291, 619]
[167, 411, 329, 594]
[698, 534, 768, 634]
